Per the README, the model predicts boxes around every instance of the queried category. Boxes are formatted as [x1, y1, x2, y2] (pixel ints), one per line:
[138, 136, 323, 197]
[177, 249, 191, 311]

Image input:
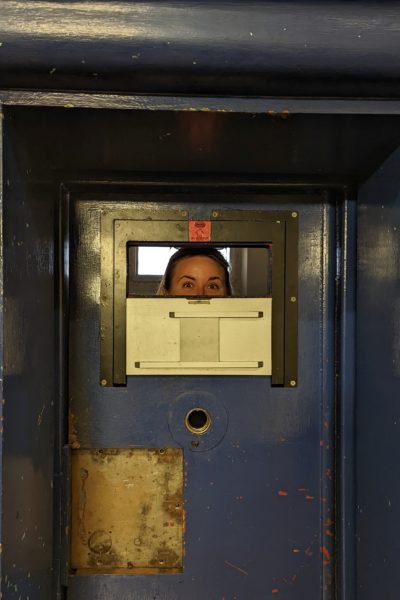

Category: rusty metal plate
[70, 448, 183, 573]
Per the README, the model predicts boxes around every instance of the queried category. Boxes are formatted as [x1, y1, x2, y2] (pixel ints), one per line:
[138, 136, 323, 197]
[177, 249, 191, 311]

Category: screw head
[290, 380, 297, 387]
[181, 210, 188, 217]
[212, 211, 219, 218]
[100, 379, 107, 387]
[291, 212, 298, 218]
[290, 296, 297, 303]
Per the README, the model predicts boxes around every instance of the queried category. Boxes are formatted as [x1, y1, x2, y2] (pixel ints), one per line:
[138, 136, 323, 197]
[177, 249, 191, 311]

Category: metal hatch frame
[100, 207, 298, 387]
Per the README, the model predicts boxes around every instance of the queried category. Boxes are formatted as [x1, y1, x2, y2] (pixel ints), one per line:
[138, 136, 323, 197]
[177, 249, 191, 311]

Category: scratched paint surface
[70, 448, 183, 572]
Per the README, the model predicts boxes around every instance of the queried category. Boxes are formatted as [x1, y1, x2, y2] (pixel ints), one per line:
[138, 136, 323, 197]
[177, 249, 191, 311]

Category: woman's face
[168, 255, 227, 296]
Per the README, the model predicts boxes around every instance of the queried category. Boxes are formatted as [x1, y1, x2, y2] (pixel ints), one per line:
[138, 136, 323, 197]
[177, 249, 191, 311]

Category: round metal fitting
[185, 407, 212, 435]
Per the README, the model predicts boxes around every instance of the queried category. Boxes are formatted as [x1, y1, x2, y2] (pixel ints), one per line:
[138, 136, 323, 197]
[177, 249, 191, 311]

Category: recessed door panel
[67, 197, 334, 599]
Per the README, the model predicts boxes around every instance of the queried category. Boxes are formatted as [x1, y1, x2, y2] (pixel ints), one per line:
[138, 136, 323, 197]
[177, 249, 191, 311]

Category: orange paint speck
[272, 588, 279, 594]
[305, 495, 315, 501]
[182, 509, 186, 534]
[292, 548, 301, 553]
[320, 545, 331, 565]
[278, 490, 288, 497]
[325, 529, 334, 537]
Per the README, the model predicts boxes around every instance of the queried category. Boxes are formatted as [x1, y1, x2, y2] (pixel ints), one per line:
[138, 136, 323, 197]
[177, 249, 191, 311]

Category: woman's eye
[182, 281, 193, 288]
[208, 283, 219, 289]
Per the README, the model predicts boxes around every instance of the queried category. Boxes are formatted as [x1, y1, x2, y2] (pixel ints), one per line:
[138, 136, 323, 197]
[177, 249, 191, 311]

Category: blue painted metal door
[67, 196, 335, 599]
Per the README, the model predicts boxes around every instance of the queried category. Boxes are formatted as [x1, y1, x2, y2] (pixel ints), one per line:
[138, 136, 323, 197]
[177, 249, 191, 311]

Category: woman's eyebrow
[208, 276, 222, 281]
[177, 275, 195, 282]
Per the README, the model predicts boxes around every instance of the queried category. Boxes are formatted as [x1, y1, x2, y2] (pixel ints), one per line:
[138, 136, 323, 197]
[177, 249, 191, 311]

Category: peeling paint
[320, 545, 331, 565]
[71, 448, 183, 572]
[68, 410, 80, 449]
[36, 403, 45, 426]
[267, 109, 290, 119]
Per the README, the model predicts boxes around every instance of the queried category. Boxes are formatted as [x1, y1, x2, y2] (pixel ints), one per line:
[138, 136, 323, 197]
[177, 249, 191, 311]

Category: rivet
[181, 210, 188, 217]
[290, 296, 297, 302]
[290, 380, 297, 387]
[100, 379, 107, 386]
[291, 212, 298, 218]
[212, 211, 219, 218]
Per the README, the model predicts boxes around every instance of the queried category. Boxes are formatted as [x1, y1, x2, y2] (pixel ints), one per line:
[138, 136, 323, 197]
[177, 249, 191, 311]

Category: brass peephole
[185, 408, 212, 435]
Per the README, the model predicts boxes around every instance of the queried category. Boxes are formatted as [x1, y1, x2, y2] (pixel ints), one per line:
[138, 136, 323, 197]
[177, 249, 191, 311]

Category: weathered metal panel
[356, 146, 400, 598]
[1, 110, 56, 599]
[70, 448, 183, 573]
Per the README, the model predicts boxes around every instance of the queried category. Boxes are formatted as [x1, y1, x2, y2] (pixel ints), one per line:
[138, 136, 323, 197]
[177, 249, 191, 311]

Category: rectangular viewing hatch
[100, 207, 297, 386]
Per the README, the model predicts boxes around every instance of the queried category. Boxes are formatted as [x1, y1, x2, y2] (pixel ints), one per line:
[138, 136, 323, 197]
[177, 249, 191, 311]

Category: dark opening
[127, 245, 273, 297]
[185, 408, 212, 435]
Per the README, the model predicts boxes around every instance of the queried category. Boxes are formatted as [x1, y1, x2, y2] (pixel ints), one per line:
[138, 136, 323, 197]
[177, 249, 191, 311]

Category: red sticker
[189, 220, 211, 242]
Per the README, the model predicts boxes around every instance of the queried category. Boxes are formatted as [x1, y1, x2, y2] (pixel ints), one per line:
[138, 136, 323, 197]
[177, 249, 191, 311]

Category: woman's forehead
[172, 254, 224, 275]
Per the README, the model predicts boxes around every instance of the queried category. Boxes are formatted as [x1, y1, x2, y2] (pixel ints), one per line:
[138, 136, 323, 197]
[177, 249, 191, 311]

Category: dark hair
[159, 247, 232, 295]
